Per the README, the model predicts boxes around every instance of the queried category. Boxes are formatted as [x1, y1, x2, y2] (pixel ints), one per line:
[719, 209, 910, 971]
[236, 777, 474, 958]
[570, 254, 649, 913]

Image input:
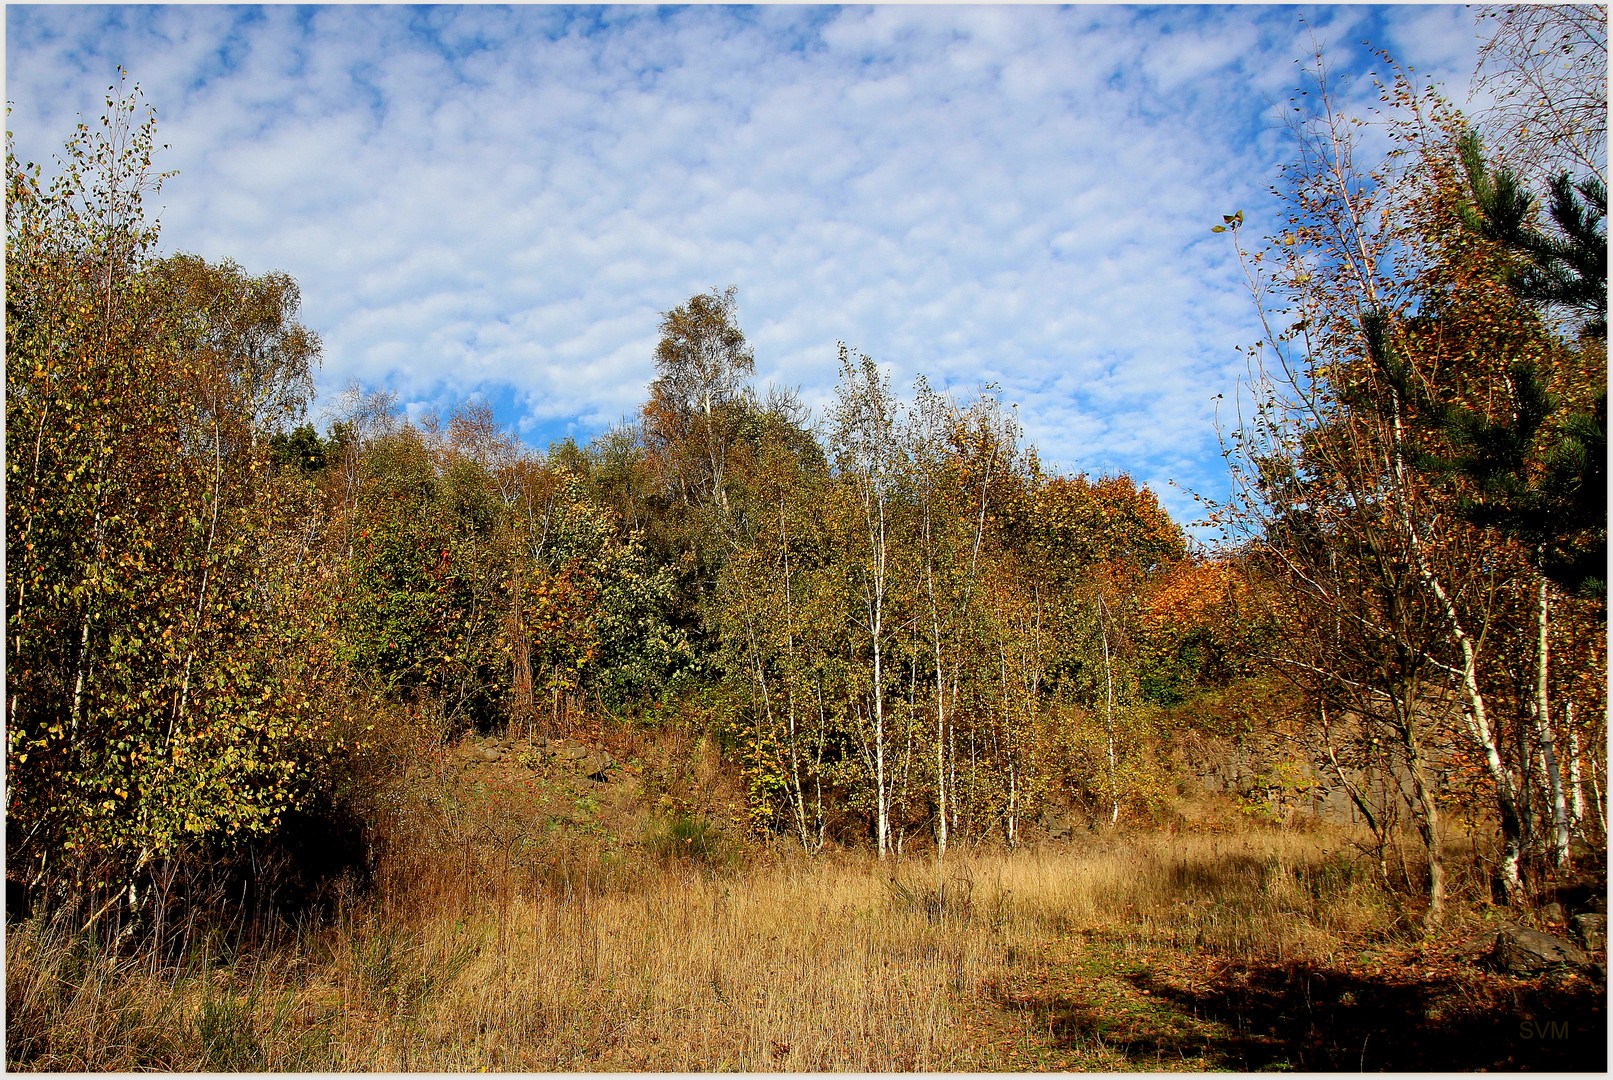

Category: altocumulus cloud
[5, 5, 1487, 529]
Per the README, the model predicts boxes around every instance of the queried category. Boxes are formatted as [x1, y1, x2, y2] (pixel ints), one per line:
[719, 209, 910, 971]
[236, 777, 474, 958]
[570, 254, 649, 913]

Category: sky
[5, 5, 1496, 532]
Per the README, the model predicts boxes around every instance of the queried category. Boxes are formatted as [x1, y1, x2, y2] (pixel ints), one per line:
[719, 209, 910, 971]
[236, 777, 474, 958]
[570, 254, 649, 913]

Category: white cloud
[5, 5, 1491, 535]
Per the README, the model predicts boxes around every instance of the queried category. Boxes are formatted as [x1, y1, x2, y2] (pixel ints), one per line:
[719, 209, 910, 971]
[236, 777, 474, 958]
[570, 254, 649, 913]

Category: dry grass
[353, 855, 979, 1071]
[9, 823, 1426, 1072]
[989, 830, 1398, 962]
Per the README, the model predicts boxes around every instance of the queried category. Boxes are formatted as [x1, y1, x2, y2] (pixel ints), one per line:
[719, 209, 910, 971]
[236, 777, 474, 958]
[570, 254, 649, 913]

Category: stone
[1490, 924, 1591, 975]
[480, 748, 503, 762]
[1571, 912, 1606, 953]
[1540, 901, 1566, 924]
[576, 752, 614, 780]
[1452, 929, 1499, 963]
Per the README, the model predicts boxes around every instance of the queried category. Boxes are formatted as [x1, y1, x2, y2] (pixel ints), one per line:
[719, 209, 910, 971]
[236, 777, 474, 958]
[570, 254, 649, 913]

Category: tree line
[7, 88, 1248, 935]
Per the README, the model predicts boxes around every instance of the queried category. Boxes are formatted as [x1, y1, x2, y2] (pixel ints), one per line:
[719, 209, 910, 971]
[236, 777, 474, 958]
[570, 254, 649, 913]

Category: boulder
[576, 751, 614, 780]
[1571, 912, 1606, 954]
[1451, 928, 1500, 963]
[480, 747, 503, 762]
[1490, 924, 1591, 975]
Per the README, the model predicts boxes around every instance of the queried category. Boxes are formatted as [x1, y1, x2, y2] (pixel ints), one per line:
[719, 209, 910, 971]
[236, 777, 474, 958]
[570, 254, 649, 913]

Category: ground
[7, 727, 1607, 1071]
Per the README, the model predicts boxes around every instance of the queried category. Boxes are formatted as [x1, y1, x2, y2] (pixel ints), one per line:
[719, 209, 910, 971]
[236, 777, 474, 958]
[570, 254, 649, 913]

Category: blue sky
[6, 5, 1494, 531]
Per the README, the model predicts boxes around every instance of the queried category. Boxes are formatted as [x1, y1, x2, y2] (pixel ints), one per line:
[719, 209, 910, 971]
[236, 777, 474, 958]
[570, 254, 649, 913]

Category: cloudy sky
[6, 5, 1494, 529]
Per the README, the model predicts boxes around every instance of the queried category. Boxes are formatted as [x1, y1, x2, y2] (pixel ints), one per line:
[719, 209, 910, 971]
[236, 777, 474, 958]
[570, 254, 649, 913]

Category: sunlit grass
[9, 824, 1422, 1071]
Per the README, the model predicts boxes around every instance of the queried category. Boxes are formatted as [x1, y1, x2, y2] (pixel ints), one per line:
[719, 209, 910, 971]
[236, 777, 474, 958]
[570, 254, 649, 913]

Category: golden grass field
[9, 819, 1605, 1072]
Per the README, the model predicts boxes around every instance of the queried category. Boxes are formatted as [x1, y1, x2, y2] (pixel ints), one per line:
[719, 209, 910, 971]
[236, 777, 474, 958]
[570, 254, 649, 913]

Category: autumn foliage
[1213, 46, 1606, 920]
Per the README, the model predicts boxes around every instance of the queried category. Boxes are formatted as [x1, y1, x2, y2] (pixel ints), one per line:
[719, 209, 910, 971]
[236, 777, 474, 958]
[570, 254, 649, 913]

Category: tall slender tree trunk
[71, 610, 94, 740]
[1534, 571, 1570, 869]
[1400, 703, 1445, 929]
[872, 628, 888, 858]
[1387, 387, 1523, 902]
[862, 490, 890, 858]
[1409, 536, 1521, 901]
[1460, 704, 1526, 904]
[70, 449, 112, 742]
[1567, 708, 1585, 832]
[949, 677, 961, 842]
[779, 530, 814, 854]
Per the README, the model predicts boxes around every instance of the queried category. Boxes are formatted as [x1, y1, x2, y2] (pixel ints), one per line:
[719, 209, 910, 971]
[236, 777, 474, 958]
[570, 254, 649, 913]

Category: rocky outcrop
[456, 733, 615, 781]
[546, 737, 615, 780]
[1173, 702, 1462, 827]
[1488, 924, 1592, 975]
[1176, 724, 1361, 825]
[1571, 912, 1606, 954]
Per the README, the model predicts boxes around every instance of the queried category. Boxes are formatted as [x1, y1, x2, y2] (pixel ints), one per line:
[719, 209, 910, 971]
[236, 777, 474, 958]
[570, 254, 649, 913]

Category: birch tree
[7, 85, 332, 926]
[829, 346, 906, 857]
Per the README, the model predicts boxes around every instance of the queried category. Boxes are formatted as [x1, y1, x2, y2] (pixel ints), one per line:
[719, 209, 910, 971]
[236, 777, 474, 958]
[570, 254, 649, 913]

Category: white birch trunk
[1534, 573, 1570, 869]
[1567, 710, 1584, 831]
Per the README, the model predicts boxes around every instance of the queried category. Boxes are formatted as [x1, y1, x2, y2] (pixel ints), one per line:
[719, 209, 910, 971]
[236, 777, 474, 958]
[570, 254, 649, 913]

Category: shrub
[644, 812, 729, 865]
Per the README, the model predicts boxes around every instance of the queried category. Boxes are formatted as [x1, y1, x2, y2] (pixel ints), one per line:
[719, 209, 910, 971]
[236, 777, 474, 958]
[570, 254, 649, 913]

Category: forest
[6, 11, 1607, 1072]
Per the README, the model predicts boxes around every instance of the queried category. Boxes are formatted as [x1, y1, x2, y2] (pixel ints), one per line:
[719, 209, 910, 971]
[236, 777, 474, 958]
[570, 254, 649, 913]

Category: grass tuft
[644, 811, 731, 866]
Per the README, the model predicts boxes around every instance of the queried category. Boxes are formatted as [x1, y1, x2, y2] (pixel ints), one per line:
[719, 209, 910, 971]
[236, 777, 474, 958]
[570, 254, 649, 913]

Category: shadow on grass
[1011, 959, 1605, 1071]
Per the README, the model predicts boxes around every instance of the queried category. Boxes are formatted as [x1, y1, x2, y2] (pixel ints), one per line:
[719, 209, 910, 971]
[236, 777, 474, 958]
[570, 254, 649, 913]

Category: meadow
[9, 806, 1604, 1072]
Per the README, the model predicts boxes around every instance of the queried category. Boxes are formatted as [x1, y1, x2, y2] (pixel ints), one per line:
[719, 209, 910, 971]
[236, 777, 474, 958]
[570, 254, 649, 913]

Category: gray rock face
[1490, 924, 1591, 974]
[1571, 912, 1606, 954]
